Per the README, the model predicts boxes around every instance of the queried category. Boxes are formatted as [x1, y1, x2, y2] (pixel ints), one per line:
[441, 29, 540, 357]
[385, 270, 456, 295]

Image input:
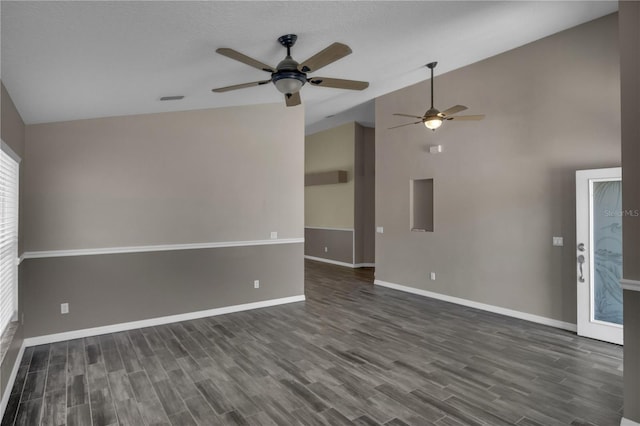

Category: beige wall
[375, 14, 620, 324]
[25, 104, 304, 251]
[305, 122, 355, 229]
[620, 1, 640, 422]
[0, 82, 25, 410]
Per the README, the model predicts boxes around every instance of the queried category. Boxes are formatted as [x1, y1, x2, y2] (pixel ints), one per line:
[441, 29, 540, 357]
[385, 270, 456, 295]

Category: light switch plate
[376, 227, 384, 234]
[552, 236, 564, 246]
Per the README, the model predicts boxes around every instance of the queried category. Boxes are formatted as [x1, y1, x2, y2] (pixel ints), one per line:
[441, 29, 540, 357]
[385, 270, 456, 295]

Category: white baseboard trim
[0, 342, 26, 420]
[354, 263, 376, 268]
[21, 238, 305, 260]
[23, 295, 305, 347]
[621, 278, 640, 292]
[305, 255, 354, 268]
[621, 418, 640, 426]
[304, 255, 374, 269]
[374, 279, 576, 332]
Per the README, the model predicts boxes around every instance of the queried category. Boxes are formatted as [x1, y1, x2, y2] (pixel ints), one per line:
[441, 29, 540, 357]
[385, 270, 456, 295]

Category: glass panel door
[576, 167, 623, 345]
[592, 180, 623, 325]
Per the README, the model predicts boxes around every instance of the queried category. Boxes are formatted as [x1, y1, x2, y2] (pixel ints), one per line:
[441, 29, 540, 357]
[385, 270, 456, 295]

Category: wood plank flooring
[2, 260, 623, 425]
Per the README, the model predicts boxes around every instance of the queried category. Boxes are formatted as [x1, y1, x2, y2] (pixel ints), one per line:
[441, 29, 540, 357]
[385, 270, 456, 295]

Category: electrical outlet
[430, 272, 436, 281]
[324, 246, 328, 253]
[254, 280, 260, 289]
[270, 231, 278, 239]
[61, 303, 69, 314]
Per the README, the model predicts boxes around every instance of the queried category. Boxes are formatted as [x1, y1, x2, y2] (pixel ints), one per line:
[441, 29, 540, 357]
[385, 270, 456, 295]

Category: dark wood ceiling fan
[212, 34, 369, 107]
[390, 62, 485, 130]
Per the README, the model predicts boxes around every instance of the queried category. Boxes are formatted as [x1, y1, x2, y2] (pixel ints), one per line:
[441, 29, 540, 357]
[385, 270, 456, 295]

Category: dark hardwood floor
[2, 260, 623, 425]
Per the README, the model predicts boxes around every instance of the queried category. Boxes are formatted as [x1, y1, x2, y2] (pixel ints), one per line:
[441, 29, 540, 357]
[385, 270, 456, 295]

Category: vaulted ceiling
[1, 1, 617, 132]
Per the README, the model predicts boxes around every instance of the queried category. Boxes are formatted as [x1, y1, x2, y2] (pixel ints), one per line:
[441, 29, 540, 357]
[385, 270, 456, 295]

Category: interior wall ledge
[621, 278, 640, 292]
[304, 226, 354, 232]
[21, 238, 305, 260]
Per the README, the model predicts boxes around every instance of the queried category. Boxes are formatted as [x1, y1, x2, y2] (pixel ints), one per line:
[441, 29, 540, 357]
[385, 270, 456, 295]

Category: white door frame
[576, 167, 623, 345]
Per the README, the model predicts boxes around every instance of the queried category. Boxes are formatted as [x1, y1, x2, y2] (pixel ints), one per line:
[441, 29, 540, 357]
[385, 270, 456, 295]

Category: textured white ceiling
[1, 1, 617, 131]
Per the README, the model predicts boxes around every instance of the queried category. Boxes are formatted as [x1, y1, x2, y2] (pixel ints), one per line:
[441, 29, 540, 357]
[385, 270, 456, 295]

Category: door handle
[577, 243, 585, 252]
[577, 254, 585, 283]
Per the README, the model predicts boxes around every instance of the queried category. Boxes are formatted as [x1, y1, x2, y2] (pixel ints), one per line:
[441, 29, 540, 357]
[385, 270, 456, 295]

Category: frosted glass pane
[593, 180, 623, 325]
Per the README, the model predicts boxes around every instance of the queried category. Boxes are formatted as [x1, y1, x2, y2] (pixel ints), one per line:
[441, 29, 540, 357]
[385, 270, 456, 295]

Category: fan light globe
[274, 78, 304, 94]
[424, 117, 443, 130]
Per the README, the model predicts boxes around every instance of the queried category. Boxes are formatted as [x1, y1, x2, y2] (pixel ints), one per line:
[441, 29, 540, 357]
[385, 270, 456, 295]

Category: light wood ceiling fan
[390, 62, 485, 130]
[212, 34, 369, 107]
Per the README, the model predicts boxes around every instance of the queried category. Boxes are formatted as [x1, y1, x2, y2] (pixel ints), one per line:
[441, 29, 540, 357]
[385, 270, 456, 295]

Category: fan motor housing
[425, 108, 441, 119]
[272, 55, 307, 94]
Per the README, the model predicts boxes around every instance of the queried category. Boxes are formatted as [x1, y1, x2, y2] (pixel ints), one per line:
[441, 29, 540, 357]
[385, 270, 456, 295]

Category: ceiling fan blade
[299, 42, 352, 73]
[447, 114, 485, 121]
[216, 48, 276, 73]
[393, 113, 424, 119]
[439, 105, 468, 117]
[285, 91, 302, 107]
[308, 77, 368, 91]
[388, 121, 422, 130]
[212, 80, 272, 93]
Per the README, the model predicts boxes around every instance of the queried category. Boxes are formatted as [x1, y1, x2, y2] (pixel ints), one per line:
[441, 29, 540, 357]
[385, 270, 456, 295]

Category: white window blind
[0, 143, 19, 336]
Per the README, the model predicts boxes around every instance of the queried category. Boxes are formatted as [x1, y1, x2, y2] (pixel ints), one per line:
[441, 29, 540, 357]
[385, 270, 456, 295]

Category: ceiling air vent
[159, 96, 185, 101]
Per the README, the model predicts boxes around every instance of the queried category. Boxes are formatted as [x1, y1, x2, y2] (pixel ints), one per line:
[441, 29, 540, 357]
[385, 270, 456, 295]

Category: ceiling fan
[390, 62, 485, 130]
[212, 34, 369, 107]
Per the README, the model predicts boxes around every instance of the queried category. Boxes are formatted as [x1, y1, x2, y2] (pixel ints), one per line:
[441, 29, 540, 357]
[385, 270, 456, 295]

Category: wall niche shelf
[410, 178, 434, 232]
[305, 170, 348, 186]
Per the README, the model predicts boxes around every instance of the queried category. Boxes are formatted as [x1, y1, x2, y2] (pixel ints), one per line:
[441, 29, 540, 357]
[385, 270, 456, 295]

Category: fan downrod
[426, 62, 438, 110]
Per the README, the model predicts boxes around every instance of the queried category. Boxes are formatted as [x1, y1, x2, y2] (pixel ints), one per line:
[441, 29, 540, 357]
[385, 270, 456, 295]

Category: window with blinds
[1, 142, 19, 336]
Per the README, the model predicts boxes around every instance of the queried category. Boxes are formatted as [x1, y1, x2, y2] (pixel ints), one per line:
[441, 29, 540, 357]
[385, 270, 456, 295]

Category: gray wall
[1, 84, 25, 161]
[304, 228, 353, 264]
[0, 82, 25, 408]
[354, 125, 375, 265]
[620, 1, 640, 422]
[1, 83, 25, 255]
[21, 103, 305, 339]
[374, 14, 620, 324]
[22, 244, 303, 337]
